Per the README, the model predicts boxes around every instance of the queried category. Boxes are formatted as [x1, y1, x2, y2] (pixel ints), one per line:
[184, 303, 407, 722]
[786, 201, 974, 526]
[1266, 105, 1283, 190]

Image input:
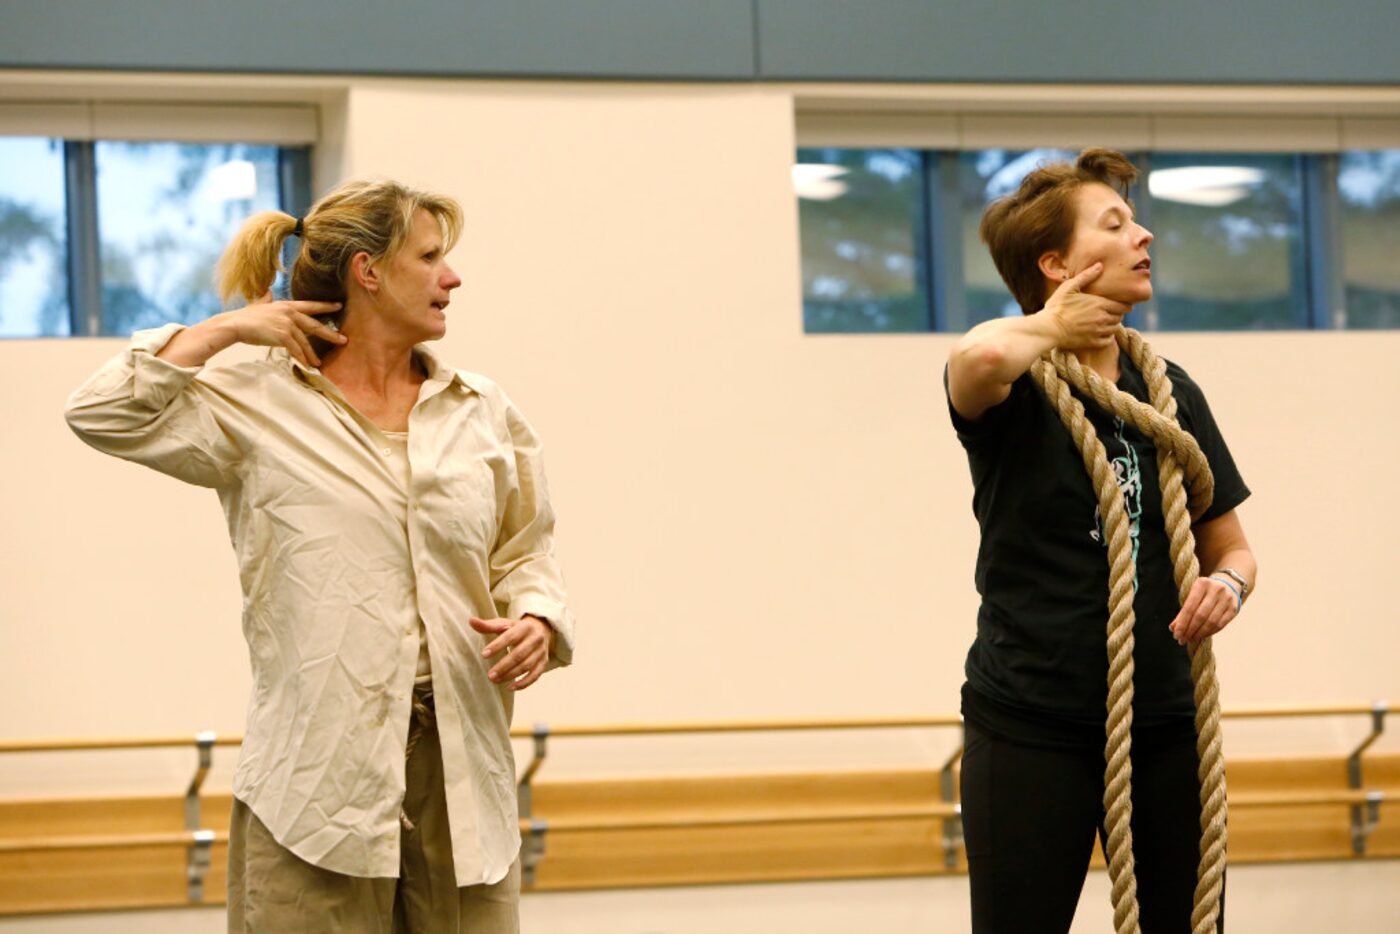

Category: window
[795, 147, 928, 333]
[1337, 150, 1400, 329]
[95, 142, 290, 336]
[0, 111, 313, 338]
[0, 138, 68, 337]
[1147, 153, 1306, 331]
[794, 146, 1400, 333]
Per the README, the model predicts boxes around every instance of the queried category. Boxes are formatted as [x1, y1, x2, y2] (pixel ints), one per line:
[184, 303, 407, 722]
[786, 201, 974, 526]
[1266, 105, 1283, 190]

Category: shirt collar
[273, 344, 479, 397]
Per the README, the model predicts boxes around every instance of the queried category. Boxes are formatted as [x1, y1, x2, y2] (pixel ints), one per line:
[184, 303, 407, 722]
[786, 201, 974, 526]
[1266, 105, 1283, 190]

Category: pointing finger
[1064, 262, 1104, 290]
[292, 311, 348, 343]
[288, 325, 320, 367]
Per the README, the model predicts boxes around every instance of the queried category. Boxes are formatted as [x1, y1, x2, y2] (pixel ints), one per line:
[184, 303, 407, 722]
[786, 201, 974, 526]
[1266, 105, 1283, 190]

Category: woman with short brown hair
[946, 148, 1254, 932]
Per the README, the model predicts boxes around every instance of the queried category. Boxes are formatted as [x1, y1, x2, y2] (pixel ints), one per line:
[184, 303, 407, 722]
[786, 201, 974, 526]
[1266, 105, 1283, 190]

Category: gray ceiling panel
[0, 0, 757, 79]
[756, 0, 1400, 85]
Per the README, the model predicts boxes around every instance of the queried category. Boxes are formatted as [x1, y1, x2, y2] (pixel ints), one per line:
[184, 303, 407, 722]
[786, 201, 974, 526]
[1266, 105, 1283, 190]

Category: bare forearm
[1192, 510, 1256, 599]
[947, 312, 1062, 419]
[155, 314, 241, 368]
[953, 312, 1063, 384]
[945, 263, 1129, 422]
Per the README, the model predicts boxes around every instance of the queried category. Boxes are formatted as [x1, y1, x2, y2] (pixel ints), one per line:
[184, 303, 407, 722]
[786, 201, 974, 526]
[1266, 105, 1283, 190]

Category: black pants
[960, 721, 1225, 934]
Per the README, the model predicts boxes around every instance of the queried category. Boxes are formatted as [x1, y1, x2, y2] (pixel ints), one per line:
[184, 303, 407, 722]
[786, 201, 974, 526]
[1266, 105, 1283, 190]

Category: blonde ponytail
[216, 211, 299, 305]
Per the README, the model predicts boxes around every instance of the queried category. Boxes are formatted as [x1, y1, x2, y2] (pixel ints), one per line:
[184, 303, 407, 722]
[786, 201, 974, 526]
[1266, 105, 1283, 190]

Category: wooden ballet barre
[0, 731, 231, 901]
[0, 734, 242, 754]
[0, 703, 1390, 895]
[509, 714, 965, 739]
[509, 715, 970, 881]
[0, 829, 226, 854]
[506, 702, 1386, 878]
[0, 701, 1384, 753]
[517, 803, 961, 835]
[1221, 701, 1386, 719]
[1231, 789, 1385, 808]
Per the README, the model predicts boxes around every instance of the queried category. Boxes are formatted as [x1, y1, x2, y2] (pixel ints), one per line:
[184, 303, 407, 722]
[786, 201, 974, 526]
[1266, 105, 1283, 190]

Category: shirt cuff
[509, 596, 574, 669]
[128, 323, 202, 410]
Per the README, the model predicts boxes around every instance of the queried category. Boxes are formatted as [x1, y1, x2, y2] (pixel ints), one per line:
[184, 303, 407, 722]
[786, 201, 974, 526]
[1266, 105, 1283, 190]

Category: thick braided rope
[1029, 358, 1142, 932]
[1030, 327, 1227, 934]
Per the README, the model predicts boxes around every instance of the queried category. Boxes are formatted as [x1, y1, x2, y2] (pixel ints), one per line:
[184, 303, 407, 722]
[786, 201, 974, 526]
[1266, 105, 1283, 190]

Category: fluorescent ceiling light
[207, 159, 258, 202]
[1149, 166, 1265, 207]
[793, 163, 849, 201]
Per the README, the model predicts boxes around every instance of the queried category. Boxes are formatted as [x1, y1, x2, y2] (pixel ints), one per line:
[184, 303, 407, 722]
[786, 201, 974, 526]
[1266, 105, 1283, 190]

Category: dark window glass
[95, 142, 283, 336]
[0, 137, 69, 337]
[1337, 150, 1400, 329]
[795, 147, 928, 333]
[1146, 153, 1307, 331]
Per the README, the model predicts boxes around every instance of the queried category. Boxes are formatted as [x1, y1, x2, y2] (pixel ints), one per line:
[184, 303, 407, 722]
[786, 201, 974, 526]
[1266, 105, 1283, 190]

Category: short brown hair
[979, 148, 1138, 314]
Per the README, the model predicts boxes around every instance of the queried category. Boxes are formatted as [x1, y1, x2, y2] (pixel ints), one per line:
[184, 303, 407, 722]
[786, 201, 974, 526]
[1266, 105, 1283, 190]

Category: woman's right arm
[947, 263, 1128, 422]
[64, 300, 343, 488]
[157, 298, 344, 368]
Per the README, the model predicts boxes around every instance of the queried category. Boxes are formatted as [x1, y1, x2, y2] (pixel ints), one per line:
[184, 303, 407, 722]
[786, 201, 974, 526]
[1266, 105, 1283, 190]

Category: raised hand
[1042, 263, 1131, 351]
[224, 294, 347, 368]
[155, 294, 345, 369]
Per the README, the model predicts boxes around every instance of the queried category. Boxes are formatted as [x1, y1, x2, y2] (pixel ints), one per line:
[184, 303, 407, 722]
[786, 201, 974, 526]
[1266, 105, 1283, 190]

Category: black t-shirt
[946, 353, 1250, 747]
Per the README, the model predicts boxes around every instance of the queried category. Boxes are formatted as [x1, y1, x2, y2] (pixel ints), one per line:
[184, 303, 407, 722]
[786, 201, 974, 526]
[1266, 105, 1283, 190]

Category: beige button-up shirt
[65, 324, 574, 886]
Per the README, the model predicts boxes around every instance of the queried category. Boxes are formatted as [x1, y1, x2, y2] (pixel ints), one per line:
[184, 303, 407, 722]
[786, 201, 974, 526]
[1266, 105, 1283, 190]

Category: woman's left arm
[475, 392, 576, 690]
[1169, 509, 1258, 645]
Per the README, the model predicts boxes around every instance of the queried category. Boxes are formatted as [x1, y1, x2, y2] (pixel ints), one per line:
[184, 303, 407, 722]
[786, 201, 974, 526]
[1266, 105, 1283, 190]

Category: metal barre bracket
[185, 732, 217, 901]
[1345, 703, 1386, 856]
[1345, 701, 1387, 790]
[1351, 791, 1385, 857]
[521, 819, 548, 887]
[517, 725, 550, 885]
[939, 723, 965, 869]
[186, 830, 216, 901]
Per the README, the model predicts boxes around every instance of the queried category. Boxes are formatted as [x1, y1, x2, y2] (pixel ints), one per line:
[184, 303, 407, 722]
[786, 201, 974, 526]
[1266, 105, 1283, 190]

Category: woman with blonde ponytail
[945, 149, 1255, 933]
[66, 178, 575, 932]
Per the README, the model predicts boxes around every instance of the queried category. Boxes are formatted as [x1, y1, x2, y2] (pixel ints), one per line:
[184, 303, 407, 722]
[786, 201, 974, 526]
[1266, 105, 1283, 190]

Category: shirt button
[381, 448, 392, 457]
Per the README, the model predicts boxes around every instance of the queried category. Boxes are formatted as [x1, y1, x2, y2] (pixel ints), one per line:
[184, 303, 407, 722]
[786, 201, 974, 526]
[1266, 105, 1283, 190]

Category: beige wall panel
[960, 113, 1151, 150]
[795, 111, 960, 148]
[1153, 115, 1342, 151]
[88, 104, 317, 144]
[1340, 117, 1400, 149]
[0, 103, 90, 139]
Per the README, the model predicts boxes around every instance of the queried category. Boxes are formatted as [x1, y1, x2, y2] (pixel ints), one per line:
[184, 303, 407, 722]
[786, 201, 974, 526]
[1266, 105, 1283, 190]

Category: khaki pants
[227, 691, 520, 933]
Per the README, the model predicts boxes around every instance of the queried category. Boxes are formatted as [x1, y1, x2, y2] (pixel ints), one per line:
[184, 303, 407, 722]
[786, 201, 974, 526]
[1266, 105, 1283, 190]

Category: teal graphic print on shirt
[1089, 417, 1143, 590]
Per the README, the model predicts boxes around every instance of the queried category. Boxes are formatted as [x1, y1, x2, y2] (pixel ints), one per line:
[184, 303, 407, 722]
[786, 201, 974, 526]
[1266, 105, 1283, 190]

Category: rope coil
[1029, 327, 1227, 934]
